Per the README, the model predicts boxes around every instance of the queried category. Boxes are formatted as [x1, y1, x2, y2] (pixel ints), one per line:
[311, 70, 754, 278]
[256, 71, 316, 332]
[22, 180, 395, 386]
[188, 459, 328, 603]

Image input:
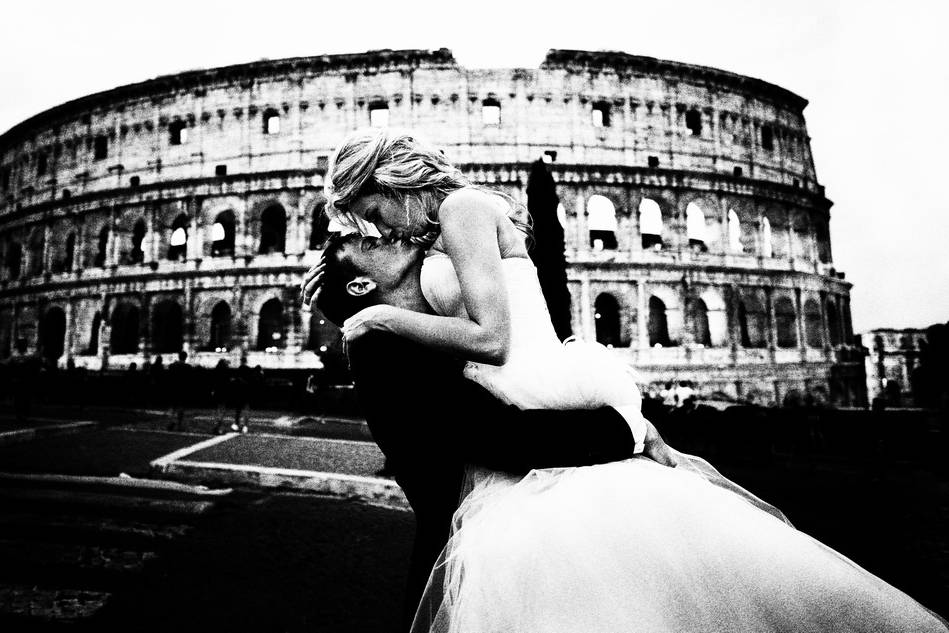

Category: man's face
[338, 235, 423, 294]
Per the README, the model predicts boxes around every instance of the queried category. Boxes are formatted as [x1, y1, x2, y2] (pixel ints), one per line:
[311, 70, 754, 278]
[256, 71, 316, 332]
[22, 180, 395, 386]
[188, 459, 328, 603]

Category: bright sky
[2, 0, 946, 333]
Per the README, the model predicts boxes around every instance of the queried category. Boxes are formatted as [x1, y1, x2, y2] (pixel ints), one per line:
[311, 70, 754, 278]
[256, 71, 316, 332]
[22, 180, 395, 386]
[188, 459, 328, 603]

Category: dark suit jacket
[348, 332, 638, 628]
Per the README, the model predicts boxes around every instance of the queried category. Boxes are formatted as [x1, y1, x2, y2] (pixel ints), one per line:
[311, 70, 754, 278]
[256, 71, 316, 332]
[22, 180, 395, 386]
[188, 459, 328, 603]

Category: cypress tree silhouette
[527, 159, 573, 340]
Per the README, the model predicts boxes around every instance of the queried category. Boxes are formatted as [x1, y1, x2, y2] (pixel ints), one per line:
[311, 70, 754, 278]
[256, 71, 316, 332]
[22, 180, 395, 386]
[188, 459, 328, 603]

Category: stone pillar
[795, 287, 807, 361]
[183, 284, 195, 354]
[73, 221, 84, 274]
[189, 197, 204, 261]
[285, 286, 303, 353]
[575, 193, 588, 256]
[637, 280, 648, 348]
[819, 291, 832, 353]
[65, 300, 74, 359]
[140, 293, 153, 357]
[764, 286, 777, 362]
[579, 273, 594, 341]
[111, 206, 123, 267]
[149, 204, 160, 263]
[627, 189, 641, 255]
[42, 223, 52, 274]
[296, 192, 309, 255]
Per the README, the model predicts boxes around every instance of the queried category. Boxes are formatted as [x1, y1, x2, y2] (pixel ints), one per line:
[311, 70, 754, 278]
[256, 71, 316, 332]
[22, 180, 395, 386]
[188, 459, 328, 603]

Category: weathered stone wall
[0, 49, 862, 404]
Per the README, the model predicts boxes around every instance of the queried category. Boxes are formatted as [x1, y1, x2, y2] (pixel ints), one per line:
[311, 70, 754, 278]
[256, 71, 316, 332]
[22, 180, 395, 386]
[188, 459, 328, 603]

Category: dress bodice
[420, 254, 640, 411]
[421, 254, 563, 357]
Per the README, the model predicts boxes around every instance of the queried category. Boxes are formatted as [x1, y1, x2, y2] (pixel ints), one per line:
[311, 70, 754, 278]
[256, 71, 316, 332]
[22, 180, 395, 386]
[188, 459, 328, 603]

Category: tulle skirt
[411, 453, 947, 633]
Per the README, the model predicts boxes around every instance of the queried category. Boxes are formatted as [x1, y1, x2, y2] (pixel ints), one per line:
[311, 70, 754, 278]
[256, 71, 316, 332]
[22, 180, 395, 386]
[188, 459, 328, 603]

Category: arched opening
[257, 298, 285, 350]
[688, 298, 711, 346]
[587, 195, 618, 251]
[110, 304, 139, 354]
[775, 297, 798, 348]
[28, 230, 45, 276]
[5, 242, 22, 279]
[40, 307, 66, 361]
[686, 202, 707, 251]
[739, 296, 767, 348]
[592, 101, 611, 128]
[761, 217, 773, 258]
[685, 109, 702, 136]
[368, 102, 390, 128]
[211, 210, 236, 257]
[727, 209, 742, 252]
[481, 98, 501, 126]
[827, 302, 842, 347]
[309, 199, 330, 250]
[804, 299, 823, 348]
[258, 204, 287, 254]
[263, 108, 281, 135]
[167, 214, 189, 261]
[94, 226, 110, 267]
[639, 198, 663, 249]
[89, 311, 102, 355]
[130, 219, 146, 264]
[64, 232, 76, 271]
[594, 293, 621, 347]
[208, 301, 231, 351]
[152, 300, 183, 354]
[648, 296, 671, 347]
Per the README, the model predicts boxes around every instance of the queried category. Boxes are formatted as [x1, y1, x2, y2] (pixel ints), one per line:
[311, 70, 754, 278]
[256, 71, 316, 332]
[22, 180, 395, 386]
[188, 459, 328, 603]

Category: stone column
[42, 223, 52, 274]
[62, 299, 74, 359]
[637, 280, 648, 348]
[183, 284, 195, 354]
[575, 193, 588, 256]
[794, 287, 806, 360]
[73, 221, 84, 274]
[149, 204, 160, 263]
[189, 197, 204, 261]
[764, 286, 777, 362]
[579, 273, 594, 341]
[627, 189, 641, 255]
[285, 286, 303, 353]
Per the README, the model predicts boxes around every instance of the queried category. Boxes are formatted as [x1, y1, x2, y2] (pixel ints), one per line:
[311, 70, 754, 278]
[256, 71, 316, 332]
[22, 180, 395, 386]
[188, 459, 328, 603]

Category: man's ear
[345, 275, 377, 297]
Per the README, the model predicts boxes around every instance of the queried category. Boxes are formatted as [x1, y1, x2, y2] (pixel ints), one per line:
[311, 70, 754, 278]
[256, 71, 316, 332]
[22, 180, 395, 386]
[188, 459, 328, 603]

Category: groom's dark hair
[315, 232, 376, 327]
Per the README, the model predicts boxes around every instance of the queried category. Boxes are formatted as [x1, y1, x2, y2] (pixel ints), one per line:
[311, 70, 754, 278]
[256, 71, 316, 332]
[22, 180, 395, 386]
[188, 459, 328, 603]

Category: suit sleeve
[349, 333, 636, 474]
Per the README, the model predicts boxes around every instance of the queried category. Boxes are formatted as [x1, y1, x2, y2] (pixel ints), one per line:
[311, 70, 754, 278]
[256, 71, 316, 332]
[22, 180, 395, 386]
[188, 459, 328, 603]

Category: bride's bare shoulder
[439, 188, 507, 217]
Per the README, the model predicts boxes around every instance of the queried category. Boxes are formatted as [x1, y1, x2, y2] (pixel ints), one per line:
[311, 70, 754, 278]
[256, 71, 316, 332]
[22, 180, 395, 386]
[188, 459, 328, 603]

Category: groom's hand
[642, 419, 678, 468]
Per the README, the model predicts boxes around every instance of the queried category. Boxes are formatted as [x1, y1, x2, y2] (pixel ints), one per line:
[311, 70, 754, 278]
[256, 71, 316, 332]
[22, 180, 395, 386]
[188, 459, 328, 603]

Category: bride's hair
[324, 128, 530, 247]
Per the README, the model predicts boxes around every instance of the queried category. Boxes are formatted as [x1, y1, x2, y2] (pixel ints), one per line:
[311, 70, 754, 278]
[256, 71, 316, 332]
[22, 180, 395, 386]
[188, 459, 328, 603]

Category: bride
[309, 128, 947, 632]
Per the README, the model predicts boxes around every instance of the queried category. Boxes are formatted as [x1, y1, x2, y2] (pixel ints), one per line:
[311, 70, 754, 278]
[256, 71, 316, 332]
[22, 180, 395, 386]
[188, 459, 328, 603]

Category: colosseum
[0, 48, 865, 406]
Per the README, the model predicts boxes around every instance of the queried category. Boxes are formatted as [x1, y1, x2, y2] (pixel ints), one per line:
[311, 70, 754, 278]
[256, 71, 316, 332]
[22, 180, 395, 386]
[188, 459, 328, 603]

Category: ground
[0, 403, 946, 630]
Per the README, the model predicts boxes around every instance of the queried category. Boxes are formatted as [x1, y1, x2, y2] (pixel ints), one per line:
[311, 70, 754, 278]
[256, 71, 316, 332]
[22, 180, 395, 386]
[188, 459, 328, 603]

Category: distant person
[167, 351, 191, 431]
[228, 357, 252, 433]
[211, 359, 230, 434]
[674, 380, 695, 409]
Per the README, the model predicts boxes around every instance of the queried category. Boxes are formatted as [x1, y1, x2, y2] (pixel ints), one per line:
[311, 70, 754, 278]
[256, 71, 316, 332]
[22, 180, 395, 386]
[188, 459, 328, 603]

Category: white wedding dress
[414, 253, 947, 633]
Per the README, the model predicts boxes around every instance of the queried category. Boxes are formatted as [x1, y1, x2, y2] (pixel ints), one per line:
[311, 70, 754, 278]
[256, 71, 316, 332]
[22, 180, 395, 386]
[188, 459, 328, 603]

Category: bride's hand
[342, 305, 397, 346]
[642, 419, 678, 468]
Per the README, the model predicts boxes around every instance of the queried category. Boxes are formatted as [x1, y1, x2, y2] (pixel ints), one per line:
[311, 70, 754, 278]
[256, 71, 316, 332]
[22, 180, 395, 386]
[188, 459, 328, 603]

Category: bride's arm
[342, 190, 512, 365]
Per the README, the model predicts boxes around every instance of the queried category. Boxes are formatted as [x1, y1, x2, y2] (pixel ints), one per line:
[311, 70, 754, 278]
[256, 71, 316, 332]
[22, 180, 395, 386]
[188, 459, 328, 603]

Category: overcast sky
[1, 0, 946, 333]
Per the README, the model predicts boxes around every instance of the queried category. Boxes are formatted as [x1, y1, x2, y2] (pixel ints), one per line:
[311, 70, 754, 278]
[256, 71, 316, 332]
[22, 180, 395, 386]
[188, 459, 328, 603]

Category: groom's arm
[349, 333, 637, 473]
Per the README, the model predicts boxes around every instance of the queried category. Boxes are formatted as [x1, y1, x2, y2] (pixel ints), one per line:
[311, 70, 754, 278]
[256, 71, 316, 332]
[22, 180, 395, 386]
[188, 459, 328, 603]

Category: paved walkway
[0, 412, 402, 510]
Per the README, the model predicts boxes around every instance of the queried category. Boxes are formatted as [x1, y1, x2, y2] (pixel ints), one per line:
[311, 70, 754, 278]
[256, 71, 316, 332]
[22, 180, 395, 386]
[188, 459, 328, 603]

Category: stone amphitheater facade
[0, 48, 865, 406]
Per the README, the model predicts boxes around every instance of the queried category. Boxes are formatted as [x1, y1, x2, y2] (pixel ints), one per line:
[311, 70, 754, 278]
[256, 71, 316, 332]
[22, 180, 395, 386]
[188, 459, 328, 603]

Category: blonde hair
[324, 128, 530, 247]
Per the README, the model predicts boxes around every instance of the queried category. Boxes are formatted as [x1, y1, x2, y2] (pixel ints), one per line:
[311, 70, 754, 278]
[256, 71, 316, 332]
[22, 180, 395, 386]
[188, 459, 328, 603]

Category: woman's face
[348, 192, 421, 241]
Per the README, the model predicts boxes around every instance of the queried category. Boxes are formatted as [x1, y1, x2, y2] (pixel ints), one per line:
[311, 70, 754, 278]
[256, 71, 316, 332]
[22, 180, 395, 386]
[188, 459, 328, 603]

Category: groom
[303, 233, 675, 627]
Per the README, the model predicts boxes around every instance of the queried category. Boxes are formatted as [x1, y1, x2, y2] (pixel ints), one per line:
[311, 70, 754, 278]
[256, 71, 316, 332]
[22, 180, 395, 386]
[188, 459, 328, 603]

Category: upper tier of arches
[0, 52, 819, 216]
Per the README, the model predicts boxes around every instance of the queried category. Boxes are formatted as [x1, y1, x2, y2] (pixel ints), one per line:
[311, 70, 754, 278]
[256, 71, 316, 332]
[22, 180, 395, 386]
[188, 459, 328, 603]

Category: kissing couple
[301, 129, 947, 633]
